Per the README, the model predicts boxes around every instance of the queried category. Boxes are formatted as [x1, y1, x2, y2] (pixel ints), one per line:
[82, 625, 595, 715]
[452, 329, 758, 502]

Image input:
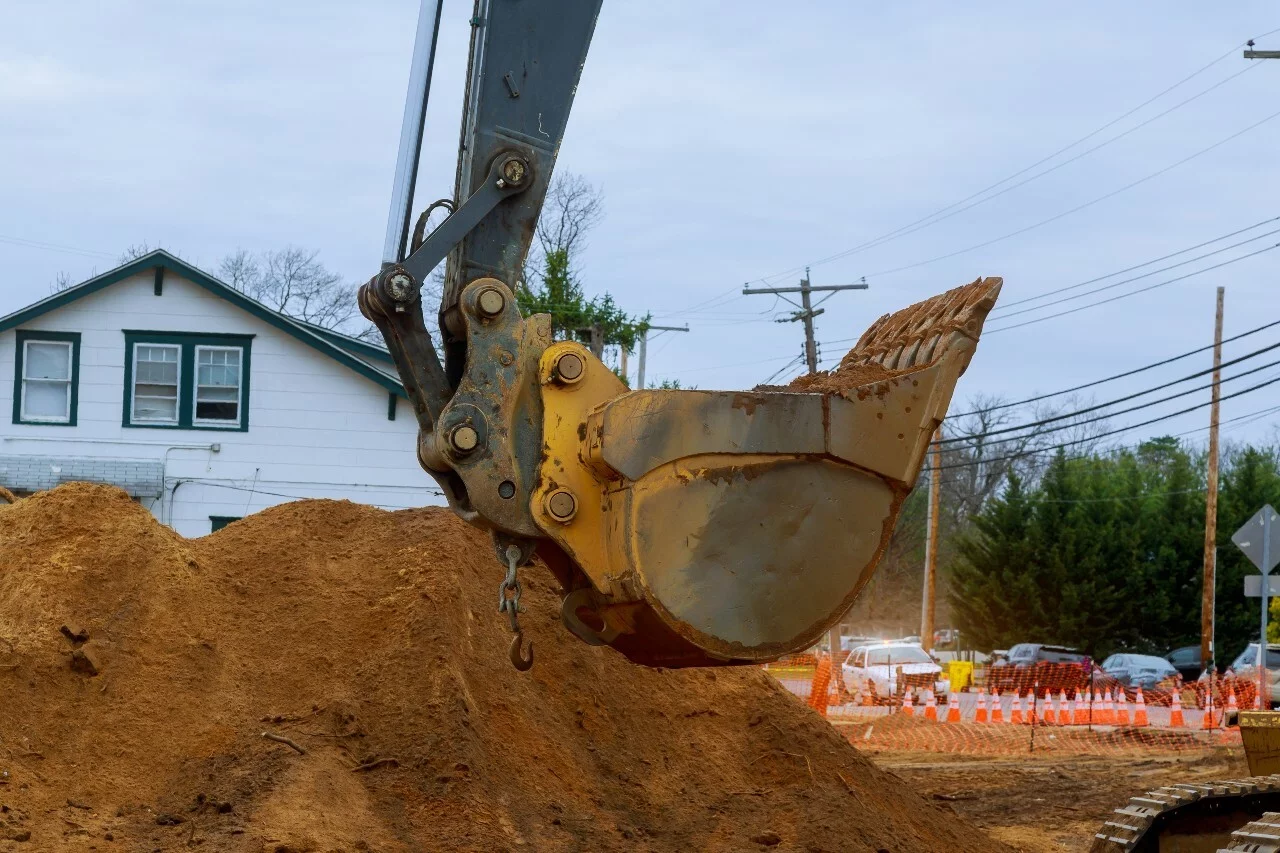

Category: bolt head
[386, 271, 414, 302]
[450, 424, 479, 453]
[546, 489, 577, 522]
[502, 158, 527, 185]
[477, 287, 506, 317]
[554, 352, 585, 383]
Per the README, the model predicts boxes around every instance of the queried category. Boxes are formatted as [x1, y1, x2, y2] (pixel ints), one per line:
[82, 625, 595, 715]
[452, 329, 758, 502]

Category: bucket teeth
[841, 276, 1002, 373]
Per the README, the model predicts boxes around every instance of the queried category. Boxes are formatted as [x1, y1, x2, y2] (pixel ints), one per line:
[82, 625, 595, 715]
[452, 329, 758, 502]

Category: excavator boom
[358, 1, 1001, 668]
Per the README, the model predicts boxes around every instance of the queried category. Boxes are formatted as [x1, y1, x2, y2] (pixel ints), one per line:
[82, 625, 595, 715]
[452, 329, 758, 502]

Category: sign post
[1232, 504, 1280, 707]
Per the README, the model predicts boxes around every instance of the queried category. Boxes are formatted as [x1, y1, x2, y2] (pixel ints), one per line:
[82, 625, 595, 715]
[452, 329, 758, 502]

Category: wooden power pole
[743, 268, 868, 374]
[1201, 286, 1225, 670]
[921, 428, 942, 652]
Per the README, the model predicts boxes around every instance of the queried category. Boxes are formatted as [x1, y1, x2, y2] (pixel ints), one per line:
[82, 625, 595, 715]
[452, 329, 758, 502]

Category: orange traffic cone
[1115, 690, 1131, 726]
[975, 689, 988, 723]
[946, 691, 961, 723]
[1227, 689, 1239, 720]
[1038, 691, 1053, 725]
[1202, 699, 1218, 730]
[1170, 691, 1185, 728]
[1133, 687, 1149, 727]
[1100, 690, 1115, 725]
[924, 690, 938, 722]
[1010, 692, 1024, 725]
[1073, 689, 1089, 725]
[1056, 690, 1071, 726]
[902, 690, 914, 716]
[990, 689, 1004, 724]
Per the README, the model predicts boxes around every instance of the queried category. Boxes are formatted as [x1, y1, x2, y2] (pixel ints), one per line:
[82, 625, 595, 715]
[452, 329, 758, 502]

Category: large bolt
[553, 352, 584, 384]
[477, 287, 506, 317]
[386, 271, 415, 303]
[501, 157, 527, 186]
[546, 489, 577, 522]
[449, 424, 479, 454]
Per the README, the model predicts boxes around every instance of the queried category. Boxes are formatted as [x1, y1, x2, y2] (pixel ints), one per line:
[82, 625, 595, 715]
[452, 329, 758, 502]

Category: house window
[12, 330, 80, 426]
[194, 347, 241, 424]
[122, 331, 252, 431]
[209, 515, 241, 532]
[132, 344, 181, 424]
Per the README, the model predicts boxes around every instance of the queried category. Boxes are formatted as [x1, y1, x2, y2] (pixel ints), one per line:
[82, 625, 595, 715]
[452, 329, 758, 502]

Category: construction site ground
[859, 745, 1249, 852]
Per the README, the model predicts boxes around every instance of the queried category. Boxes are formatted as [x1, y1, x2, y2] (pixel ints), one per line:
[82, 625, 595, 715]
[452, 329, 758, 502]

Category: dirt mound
[0, 484, 1011, 852]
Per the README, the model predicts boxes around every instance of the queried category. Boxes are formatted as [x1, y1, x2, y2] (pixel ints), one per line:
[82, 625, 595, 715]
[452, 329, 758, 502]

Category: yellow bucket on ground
[946, 660, 973, 693]
[1240, 711, 1280, 776]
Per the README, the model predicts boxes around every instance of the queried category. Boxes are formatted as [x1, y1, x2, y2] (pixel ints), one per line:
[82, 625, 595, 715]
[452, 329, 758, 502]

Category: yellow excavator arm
[357, 0, 1001, 669]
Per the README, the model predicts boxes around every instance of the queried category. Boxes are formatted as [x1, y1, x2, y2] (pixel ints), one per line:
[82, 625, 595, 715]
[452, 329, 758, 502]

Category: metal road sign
[1233, 505, 1280, 573]
[1245, 575, 1280, 597]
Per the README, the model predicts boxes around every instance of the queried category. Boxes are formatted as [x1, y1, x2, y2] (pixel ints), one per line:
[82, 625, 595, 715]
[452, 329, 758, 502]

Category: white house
[0, 250, 442, 536]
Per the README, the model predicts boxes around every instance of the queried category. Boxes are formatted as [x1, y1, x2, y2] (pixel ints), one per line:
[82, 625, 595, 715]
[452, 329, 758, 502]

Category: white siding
[0, 270, 443, 536]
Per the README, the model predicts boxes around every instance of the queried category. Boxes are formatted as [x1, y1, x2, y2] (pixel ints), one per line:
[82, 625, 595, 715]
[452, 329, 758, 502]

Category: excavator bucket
[531, 277, 1002, 667]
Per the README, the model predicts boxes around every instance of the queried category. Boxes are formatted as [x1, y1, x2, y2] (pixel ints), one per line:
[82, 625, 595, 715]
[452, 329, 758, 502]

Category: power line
[759, 353, 805, 385]
[984, 241, 1280, 333]
[938, 371, 1280, 471]
[989, 216, 1280, 316]
[0, 233, 116, 260]
[941, 403, 1280, 493]
[777, 63, 1262, 279]
[748, 31, 1270, 286]
[942, 350, 1280, 448]
[949, 317, 1280, 418]
[861, 105, 1280, 281]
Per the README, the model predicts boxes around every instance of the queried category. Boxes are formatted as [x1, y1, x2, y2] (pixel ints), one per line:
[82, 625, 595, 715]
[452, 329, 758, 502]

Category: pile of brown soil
[0, 484, 1011, 852]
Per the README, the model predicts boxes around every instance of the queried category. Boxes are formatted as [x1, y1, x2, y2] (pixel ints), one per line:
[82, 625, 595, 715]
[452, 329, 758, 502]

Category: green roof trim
[0, 250, 407, 398]
[294, 320, 395, 365]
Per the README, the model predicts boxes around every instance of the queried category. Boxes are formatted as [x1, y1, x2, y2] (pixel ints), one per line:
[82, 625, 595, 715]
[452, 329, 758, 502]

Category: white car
[842, 642, 943, 699]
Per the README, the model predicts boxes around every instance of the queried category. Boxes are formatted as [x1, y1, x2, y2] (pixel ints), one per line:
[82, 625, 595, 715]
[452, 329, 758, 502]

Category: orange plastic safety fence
[769, 665, 1251, 757]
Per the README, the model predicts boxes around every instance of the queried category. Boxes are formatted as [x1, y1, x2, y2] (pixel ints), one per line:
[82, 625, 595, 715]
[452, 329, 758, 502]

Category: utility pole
[1201, 287, 1225, 670]
[743, 268, 868, 374]
[636, 324, 689, 390]
[1245, 40, 1280, 59]
[921, 428, 942, 653]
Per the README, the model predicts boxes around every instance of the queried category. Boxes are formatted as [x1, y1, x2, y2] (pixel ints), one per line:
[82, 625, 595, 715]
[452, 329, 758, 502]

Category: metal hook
[509, 630, 534, 671]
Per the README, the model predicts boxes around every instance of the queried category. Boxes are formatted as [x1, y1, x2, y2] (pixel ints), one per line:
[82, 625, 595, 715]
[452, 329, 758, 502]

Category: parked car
[1228, 643, 1280, 708]
[988, 643, 1089, 692]
[841, 642, 943, 700]
[840, 636, 881, 652]
[1165, 645, 1204, 682]
[1099, 653, 1178, 689]
[933, 628, 960, 649]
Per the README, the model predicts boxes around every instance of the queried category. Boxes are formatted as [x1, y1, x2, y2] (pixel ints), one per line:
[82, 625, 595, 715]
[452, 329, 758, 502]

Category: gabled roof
[0, 250, 405, 397]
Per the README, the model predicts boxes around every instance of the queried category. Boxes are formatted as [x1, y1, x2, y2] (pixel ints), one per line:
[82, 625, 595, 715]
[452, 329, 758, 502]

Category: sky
[3, 1, 1279, 450]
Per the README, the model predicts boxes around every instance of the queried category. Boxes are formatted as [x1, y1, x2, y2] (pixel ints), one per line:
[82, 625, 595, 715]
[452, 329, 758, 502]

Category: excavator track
[1090, 775, 1280, 852]
[1223, 811, 1280, 851]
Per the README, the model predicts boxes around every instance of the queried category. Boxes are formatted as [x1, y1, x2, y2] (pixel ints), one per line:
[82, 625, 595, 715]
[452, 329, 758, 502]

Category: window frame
[209, 515, 242, 532]
[122, 331, 252, 431]
[192, 345, 244, 427]
[129, 342, 182, 426]
[12, 330, 81, 426]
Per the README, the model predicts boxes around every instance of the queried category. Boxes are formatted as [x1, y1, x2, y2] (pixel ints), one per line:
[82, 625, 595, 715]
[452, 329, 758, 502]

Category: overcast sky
[3, 1, 1278, 449]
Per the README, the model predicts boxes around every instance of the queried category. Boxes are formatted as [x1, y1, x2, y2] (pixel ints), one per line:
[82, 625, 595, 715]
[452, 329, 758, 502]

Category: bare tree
[535, 172, 604, 262]
[49, 271, 74, 294]
[120, 243, 157, 264]
[219, 247, 361, 333]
